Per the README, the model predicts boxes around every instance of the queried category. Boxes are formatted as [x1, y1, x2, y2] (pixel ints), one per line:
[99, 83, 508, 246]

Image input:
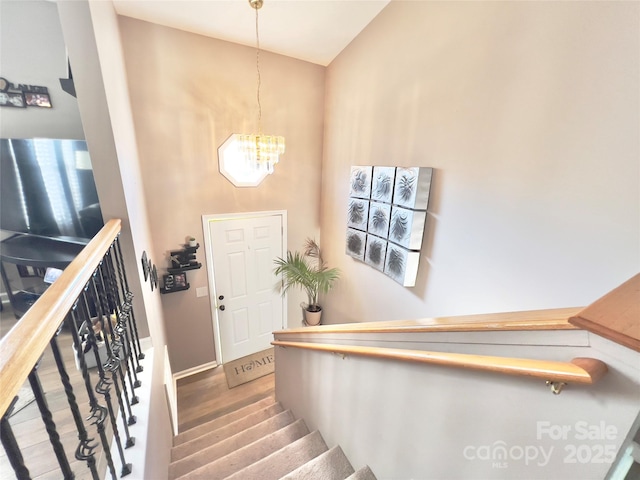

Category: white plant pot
[304, 308, 322, 326]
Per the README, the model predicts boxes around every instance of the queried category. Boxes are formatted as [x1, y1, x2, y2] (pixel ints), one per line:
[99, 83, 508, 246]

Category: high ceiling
[112, 0, 391, 66]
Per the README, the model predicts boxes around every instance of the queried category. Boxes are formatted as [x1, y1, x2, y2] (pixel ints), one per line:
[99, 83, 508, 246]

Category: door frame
[202, 210, 288, 365]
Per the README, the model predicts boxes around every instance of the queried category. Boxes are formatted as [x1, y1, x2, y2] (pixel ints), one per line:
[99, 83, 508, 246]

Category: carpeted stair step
[171, 402, 284, 461]
[175, 418, 310, 480]
[168, 410, 296, 479]
[280, 445, 355, 479]
[224, 430, 328, 480]
[346, 465, 378, 480]
[174, 396, 277, 446]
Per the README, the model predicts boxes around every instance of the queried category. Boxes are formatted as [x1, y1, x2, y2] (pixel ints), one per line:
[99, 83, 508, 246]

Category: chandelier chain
[255, 5, 262, 134]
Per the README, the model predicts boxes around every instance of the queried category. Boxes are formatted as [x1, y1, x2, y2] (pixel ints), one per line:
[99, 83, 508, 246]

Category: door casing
[202, 210, 288, 365]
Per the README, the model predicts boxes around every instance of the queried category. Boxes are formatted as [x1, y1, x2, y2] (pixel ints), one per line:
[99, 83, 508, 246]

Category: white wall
[0, 0, 84, 139]
[276, 331, 640, 479]
[321, 1, 640, 323]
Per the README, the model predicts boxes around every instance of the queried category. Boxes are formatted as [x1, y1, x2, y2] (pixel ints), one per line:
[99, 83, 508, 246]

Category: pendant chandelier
[239, 0, 285, 176]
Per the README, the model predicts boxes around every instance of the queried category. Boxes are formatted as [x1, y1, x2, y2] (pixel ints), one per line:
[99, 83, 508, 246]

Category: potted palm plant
[273, 238, 340, 326]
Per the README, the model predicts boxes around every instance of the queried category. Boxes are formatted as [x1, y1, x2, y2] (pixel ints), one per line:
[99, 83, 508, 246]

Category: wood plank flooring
[177, 366, 275, 433]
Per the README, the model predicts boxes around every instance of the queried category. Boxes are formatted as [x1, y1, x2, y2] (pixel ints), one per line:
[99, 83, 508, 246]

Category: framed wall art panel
[367, 201, 391, 238]
[346, 228, 366, 261]
[384, 243, 420, 287]
[365, 235, 387, 272]
[393, 167, 433, 210]
[371, 166, 396, 203]
[389, 206, 427, 250]
[349, 166, 373, 199]
[347, 198, 369, 230]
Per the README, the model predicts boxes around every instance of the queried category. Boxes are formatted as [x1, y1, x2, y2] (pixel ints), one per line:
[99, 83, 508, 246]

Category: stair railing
[272, 308, 609, 395]
[0, 219, 145, 479]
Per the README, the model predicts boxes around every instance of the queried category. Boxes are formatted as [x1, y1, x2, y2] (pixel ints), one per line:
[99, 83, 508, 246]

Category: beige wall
[118, 17, 326, 372]
[57, 1, 173, 476]
[321, 1, 639, 323]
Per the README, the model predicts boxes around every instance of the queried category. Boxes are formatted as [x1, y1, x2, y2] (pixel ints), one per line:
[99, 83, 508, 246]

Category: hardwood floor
[177, 366, 275, 433]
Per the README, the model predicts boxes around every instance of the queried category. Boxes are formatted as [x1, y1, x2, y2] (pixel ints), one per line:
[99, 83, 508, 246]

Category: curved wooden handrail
[275, 307, 583, 336]
[0, 219, 122, 418]
[271, 340, 608, 386]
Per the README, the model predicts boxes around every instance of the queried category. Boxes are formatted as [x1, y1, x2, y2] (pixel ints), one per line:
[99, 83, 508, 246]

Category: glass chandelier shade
[237, 133, 285, 175]
[237, 0, 285, 179]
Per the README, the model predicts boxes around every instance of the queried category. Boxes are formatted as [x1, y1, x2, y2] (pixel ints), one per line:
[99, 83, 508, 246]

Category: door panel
[209, 214, 284, 362]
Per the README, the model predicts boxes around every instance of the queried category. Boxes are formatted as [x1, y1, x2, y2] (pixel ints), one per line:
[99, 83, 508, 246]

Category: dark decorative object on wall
[141, 251, 149, 281]
[0, 77, 50, 109]
[151, 265, 158, 289]
[161, 241, 201, 293]
[346, 165, 434, 287]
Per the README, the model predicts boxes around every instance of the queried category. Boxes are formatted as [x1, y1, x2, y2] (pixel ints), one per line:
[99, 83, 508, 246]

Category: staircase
[169, 396, 376, 479]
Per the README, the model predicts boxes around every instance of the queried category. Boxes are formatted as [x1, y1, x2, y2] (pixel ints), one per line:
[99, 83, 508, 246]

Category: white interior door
[205, 212, 285, 363]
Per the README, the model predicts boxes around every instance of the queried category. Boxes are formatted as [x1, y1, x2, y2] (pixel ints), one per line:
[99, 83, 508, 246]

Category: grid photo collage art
[346, 166, 433, 287]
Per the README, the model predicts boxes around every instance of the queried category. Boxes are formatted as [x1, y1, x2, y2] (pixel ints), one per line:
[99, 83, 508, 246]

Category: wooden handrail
[569, 273, 640, 352]
[271, 340, 608, 388]
[276, 307, 583, 336]
[0, 219, 122, 418]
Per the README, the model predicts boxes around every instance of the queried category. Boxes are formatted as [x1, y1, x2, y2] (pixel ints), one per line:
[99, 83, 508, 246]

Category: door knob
[219, 305, 225, 311]
[218, 295, 224, 300]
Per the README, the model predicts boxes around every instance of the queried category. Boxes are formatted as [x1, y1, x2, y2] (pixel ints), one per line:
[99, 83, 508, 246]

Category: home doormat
[223, 347, 275, 389]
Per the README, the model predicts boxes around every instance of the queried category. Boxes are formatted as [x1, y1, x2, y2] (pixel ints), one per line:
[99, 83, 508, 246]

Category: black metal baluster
[69, 301, 118, 480]
[103, 252, 140, 397]
[50, 321, 100, 480]
[80, 291, 133, 477]
[1, 398, 31, 480]
[96, 262, 138, 424]
[28, 365, 75, 479]
[113, 236, 144, 362]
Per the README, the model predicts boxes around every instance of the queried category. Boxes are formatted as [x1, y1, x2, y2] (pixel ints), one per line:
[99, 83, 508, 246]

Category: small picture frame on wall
[174, 272, 187, 288]
[0, 91, 25, 108]
[25, 92, 52, 108]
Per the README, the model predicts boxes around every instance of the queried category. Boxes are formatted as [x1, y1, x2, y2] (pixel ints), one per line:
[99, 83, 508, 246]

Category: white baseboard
[164, 346, 178, 436]
[173, 361, 218, 381]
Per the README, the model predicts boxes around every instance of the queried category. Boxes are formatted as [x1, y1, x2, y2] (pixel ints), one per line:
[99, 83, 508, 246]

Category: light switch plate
[196, 286, 208, 297]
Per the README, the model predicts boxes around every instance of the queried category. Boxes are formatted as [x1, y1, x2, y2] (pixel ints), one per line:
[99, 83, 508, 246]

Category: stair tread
[346, 465, 377, 480]
[171, 402, 284, 461]
[279, 445, 355, 479]
[224, 430, 328, 480]
[168, 410, 295, 479]
[174, 396, 276, 446]
[175, 418, 310, 480]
